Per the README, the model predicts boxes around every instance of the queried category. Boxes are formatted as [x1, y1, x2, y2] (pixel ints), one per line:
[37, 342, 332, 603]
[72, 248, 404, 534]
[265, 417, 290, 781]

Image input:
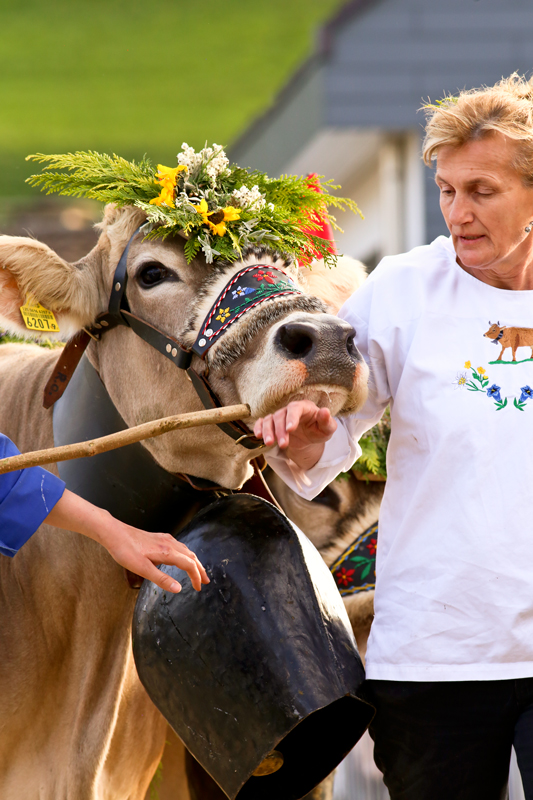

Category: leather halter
[43, 225, 299, 450]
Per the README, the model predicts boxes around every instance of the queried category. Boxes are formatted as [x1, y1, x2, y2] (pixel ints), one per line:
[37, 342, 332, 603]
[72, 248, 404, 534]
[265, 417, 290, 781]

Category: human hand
[45, 489, 209, 593]
[253, 400, 337, 470]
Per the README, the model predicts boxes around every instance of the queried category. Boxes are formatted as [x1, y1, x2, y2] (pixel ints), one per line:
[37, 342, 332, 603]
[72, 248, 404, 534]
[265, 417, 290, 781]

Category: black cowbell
[132, 494, 374, 800]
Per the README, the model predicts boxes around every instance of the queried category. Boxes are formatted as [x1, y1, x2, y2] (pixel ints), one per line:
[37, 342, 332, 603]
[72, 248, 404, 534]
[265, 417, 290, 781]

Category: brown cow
[146, 255, 374, 800]
[484, 322, 533, 361]
[0, 206, 371, 800]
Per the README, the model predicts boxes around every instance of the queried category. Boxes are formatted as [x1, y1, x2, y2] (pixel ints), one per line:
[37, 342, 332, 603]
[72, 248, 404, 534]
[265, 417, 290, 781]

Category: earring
[526, 223, 533, 233]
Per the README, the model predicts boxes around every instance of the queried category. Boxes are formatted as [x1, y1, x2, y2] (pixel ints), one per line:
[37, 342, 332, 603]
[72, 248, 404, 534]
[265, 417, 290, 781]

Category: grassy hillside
[0, 0, 343, 198]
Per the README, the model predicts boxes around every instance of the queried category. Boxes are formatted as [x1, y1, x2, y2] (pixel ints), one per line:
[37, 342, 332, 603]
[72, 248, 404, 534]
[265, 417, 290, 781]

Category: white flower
[177, 143, 230, 184]
[267, 202, 275, 211]
[231, 184, 266, 210]
[453, 372, 468, 390]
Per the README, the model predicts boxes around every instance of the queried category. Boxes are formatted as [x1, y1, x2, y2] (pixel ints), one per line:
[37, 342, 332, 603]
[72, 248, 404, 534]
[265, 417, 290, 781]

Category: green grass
[0, 0, 343, 197]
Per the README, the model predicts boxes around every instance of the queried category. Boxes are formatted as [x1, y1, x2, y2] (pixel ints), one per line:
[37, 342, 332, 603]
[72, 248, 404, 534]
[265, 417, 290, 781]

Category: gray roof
[231, 0, 533, 172]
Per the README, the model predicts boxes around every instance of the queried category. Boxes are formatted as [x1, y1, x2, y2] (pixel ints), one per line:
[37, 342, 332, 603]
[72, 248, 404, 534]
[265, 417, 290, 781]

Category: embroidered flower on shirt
[458, 361, 508, 409]
[519, 385, 533, 403]
[486, 384, 502, 402]
[453, 371, 468, 389]
[514, 385, 533, 410]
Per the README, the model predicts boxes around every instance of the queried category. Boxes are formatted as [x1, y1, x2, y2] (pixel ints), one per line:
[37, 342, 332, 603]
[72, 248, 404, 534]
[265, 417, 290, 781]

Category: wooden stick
[0, 404, 252, 475]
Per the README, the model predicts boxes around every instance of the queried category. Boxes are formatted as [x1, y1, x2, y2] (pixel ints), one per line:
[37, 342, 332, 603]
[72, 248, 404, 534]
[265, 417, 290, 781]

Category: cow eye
[138, 262, 173, 288]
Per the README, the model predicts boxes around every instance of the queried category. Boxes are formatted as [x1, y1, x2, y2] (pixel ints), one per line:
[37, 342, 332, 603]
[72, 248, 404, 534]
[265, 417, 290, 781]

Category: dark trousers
[358, 678, 533, 800]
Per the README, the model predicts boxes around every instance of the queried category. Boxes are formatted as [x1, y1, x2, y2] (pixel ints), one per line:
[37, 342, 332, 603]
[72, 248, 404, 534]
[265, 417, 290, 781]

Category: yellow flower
[216, 307, 231, 323]
[149, 164, 187, 207]
[477, 366, 486, 375]
[194, 199, 241, 236]
[464, 361, 471, 369]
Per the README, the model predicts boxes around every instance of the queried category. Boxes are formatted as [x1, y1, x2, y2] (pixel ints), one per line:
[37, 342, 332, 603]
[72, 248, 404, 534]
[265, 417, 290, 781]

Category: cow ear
[0, 235, 101, 340]
[299, 255, 367, 314]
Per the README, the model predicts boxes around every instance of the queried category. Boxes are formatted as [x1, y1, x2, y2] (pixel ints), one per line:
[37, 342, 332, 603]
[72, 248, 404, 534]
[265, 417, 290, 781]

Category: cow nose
[276, 322, 315, 359]
[275, 321, 358, 361]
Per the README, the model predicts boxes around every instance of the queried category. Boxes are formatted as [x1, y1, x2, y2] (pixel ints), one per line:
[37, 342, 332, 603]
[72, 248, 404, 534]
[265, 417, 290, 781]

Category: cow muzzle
[274, 314, 362, 391]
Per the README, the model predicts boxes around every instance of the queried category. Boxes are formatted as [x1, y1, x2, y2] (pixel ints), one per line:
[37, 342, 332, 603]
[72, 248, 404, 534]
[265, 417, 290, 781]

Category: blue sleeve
[0, 433, 65, 557]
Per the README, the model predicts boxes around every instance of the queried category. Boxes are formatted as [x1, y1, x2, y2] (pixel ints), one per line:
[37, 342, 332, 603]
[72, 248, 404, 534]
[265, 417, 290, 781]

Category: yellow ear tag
[19, 300, 60, 333]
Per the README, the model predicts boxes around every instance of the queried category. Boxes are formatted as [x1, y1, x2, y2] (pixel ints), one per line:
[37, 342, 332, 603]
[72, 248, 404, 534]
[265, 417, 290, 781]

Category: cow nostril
[277, 325, 315, 359]
[346, 334, 357, 358]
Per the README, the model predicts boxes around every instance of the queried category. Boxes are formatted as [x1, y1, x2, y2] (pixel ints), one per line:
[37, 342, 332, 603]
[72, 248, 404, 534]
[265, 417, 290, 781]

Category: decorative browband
[330, 522, 378, 597]
[192, 265, 302, 358]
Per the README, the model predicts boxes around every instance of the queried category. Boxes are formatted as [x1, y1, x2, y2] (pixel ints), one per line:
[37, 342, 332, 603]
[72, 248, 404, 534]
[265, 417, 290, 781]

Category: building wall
[324, 0, 533, 242]
[232, 0, 533, 252]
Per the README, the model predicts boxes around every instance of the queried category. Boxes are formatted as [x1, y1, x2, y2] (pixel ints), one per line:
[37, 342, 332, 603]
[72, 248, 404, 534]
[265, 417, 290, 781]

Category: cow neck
[52, 355, 282, 535]
[52, 354, 223, 535]
[43, 224, 292, 451]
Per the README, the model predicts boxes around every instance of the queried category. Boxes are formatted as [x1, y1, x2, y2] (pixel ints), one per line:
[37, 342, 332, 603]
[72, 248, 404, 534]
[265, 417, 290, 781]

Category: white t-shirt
[269, 235, 533, 681]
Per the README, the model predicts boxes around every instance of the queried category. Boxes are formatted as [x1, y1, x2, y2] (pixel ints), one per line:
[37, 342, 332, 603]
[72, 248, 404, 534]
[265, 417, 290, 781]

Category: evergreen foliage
[340, 407, 391, 481]
[27, 145, 362, 267]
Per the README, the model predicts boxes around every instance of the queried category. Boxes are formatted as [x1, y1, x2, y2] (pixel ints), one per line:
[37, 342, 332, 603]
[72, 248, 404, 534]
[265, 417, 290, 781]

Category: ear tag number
[19, 300, 60, 333]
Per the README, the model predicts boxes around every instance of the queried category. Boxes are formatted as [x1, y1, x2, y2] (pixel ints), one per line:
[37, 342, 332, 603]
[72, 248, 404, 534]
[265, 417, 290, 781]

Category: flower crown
[26, 144, 361, 266]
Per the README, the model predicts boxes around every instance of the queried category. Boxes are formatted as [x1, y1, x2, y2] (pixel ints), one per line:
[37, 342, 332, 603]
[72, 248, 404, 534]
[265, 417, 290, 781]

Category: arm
[0, 432, 208, 593]
[45, 490, 209, 594]
[255, 278, 392, 498]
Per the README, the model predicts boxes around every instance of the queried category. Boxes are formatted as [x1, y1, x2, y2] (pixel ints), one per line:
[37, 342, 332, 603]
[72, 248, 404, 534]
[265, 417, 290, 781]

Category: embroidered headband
[192, 265, 302, 358]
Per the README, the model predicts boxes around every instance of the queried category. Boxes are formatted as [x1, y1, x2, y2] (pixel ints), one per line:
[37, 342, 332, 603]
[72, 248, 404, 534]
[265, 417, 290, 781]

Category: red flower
[255, 270, 277, 284]
[367, 538, 377, 556]
[336, 567, 355, 587]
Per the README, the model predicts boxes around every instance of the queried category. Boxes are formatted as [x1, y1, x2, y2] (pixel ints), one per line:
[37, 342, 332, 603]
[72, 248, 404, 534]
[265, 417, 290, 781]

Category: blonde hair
[423, 73, 533, 185]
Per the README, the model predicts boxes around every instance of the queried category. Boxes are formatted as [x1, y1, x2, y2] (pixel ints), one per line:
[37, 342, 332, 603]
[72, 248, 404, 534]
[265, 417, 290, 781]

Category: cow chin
[243, 360, 369, 421]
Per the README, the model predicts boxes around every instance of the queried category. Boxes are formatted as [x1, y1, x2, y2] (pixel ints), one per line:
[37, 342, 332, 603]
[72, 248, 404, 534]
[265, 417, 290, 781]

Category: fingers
[138, 561, 183, 594]
[151, 537, 208, 592]
[316, 407, 337, 437]
[255, 400, 316, 448]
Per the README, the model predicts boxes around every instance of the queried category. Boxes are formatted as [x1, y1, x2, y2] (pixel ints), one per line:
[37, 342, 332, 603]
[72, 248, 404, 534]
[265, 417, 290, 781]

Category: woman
[1, 432, 208, 593]
[255, 74, 533, 799]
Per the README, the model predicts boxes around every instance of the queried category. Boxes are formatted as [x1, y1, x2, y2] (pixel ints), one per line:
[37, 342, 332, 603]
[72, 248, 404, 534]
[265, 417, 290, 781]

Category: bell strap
[329, 521, 378, 597]
[43, 330, 92, 409]
[186, 367, 263, 451]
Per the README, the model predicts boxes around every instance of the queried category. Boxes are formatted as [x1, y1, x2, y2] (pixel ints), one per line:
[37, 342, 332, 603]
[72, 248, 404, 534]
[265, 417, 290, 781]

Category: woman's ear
[0, 235, 101, 340]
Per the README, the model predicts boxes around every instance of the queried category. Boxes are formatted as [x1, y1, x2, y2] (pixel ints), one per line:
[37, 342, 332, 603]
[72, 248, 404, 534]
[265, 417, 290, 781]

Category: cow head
[484, 321, 505, 339]
[0, 205, 368, 487]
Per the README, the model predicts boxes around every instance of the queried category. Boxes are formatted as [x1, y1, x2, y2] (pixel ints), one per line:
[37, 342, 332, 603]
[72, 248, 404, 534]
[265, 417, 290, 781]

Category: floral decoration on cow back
[26, 145, 361, 267]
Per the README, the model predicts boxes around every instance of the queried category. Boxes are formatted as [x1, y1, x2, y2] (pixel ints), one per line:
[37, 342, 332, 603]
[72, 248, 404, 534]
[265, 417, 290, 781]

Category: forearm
[44, 489, 116, 545]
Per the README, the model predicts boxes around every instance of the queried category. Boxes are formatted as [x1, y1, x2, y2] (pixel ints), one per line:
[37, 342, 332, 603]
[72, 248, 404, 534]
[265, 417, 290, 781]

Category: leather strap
[186, 367, 263, 450]
[43, 330, 92, 409]
[42, 227, 261, 450]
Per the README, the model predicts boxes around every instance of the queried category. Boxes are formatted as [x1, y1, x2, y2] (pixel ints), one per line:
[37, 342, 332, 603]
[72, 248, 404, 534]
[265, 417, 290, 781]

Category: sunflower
[194, 198, 241, 236]
[149, 164, 187, 207]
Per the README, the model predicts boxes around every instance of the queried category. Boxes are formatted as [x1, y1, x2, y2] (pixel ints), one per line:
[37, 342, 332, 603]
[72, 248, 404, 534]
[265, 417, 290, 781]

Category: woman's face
[436, 133, 533, 277]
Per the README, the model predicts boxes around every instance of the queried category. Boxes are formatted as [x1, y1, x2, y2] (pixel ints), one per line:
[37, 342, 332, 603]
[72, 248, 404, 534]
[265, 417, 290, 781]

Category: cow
[484, 321, 533, 361]
[144, 255, 378, 800]
[0, 204, 369, 800]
